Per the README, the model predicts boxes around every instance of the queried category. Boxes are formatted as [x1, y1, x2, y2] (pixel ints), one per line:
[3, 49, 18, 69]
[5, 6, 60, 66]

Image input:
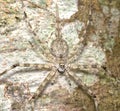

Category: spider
[0, 1, 105, 111]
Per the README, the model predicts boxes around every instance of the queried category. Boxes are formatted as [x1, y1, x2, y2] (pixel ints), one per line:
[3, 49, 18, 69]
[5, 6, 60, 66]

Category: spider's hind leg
[69, 63, 107, 79]
[0, 62, 20, 77]
[0, 62, 51, 80]
[65, 69, 99, 111]
[29, 68, 57, 103]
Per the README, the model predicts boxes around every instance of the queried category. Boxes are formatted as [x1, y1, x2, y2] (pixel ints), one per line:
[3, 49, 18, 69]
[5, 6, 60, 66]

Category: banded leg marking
[65, 69, 99, 111]
[68, 43, 86, 64]
[29, 69, 57, 102]
[19, 63, 52, 70]
[0, 63, 51, 77]
[51, 71, 59, 85]
[69, 64, 101, 74]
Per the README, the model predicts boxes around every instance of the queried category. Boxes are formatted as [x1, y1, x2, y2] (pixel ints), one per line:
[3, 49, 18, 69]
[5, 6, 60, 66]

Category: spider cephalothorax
[57, 63, 66, 74]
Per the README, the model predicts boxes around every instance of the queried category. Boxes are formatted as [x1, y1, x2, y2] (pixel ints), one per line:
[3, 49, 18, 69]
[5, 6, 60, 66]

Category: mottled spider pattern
[0, 1, 105, 111]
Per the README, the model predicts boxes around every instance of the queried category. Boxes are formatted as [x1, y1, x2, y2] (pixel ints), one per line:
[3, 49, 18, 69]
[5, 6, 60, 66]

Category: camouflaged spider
[0, 1, 105, 111]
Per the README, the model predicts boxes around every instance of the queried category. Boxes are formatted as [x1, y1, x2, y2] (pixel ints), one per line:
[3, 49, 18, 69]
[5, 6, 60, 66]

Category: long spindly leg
[68, 42, 86, 64]
[29, 69, 57, 103]
[65, 69, 99, 111]
[51, 70, 59, 85]
[68, 20, 92, 64]
[28, 40, 54, 63]
[68, 19, 94, 64]
[24, 16, 54, 63]
[21, 0, 54, 62]
[0, 62, 52, 78]
[68, 63, 105, 77]
[68, 0, 95, 64]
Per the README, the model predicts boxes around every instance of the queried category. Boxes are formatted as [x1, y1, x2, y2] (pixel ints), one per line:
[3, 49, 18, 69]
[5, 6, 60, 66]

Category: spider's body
[50, 37, 69, 73]
[49, 10, 69, 73]
[0, 1, 106, 111]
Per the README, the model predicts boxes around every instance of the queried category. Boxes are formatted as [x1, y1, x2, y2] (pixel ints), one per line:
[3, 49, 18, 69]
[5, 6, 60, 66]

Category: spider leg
[21, 0, 54, 62]
[0, 63, 51, 77]
[68, 21, 91, 64]
[68, 20, 94, 64]
[0, 62, 20, 77]
[67, 12, 90, 64]
[0, 46, 27, 54]
[51, 71, 59, 85]
[68, 43, 86, 64]
[68, 0, 95, 64]
[69, 64, 105, 77]
[28, 40, 54, 63]
[29, 68, 57, 103]
[65, 69, 99, 111]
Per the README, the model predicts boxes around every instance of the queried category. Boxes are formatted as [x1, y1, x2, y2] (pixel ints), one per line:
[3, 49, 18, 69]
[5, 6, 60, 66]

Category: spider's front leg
[65, 69, 99, 111]
[0, 62, 51, 78]
[29, 68, 57, 103]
